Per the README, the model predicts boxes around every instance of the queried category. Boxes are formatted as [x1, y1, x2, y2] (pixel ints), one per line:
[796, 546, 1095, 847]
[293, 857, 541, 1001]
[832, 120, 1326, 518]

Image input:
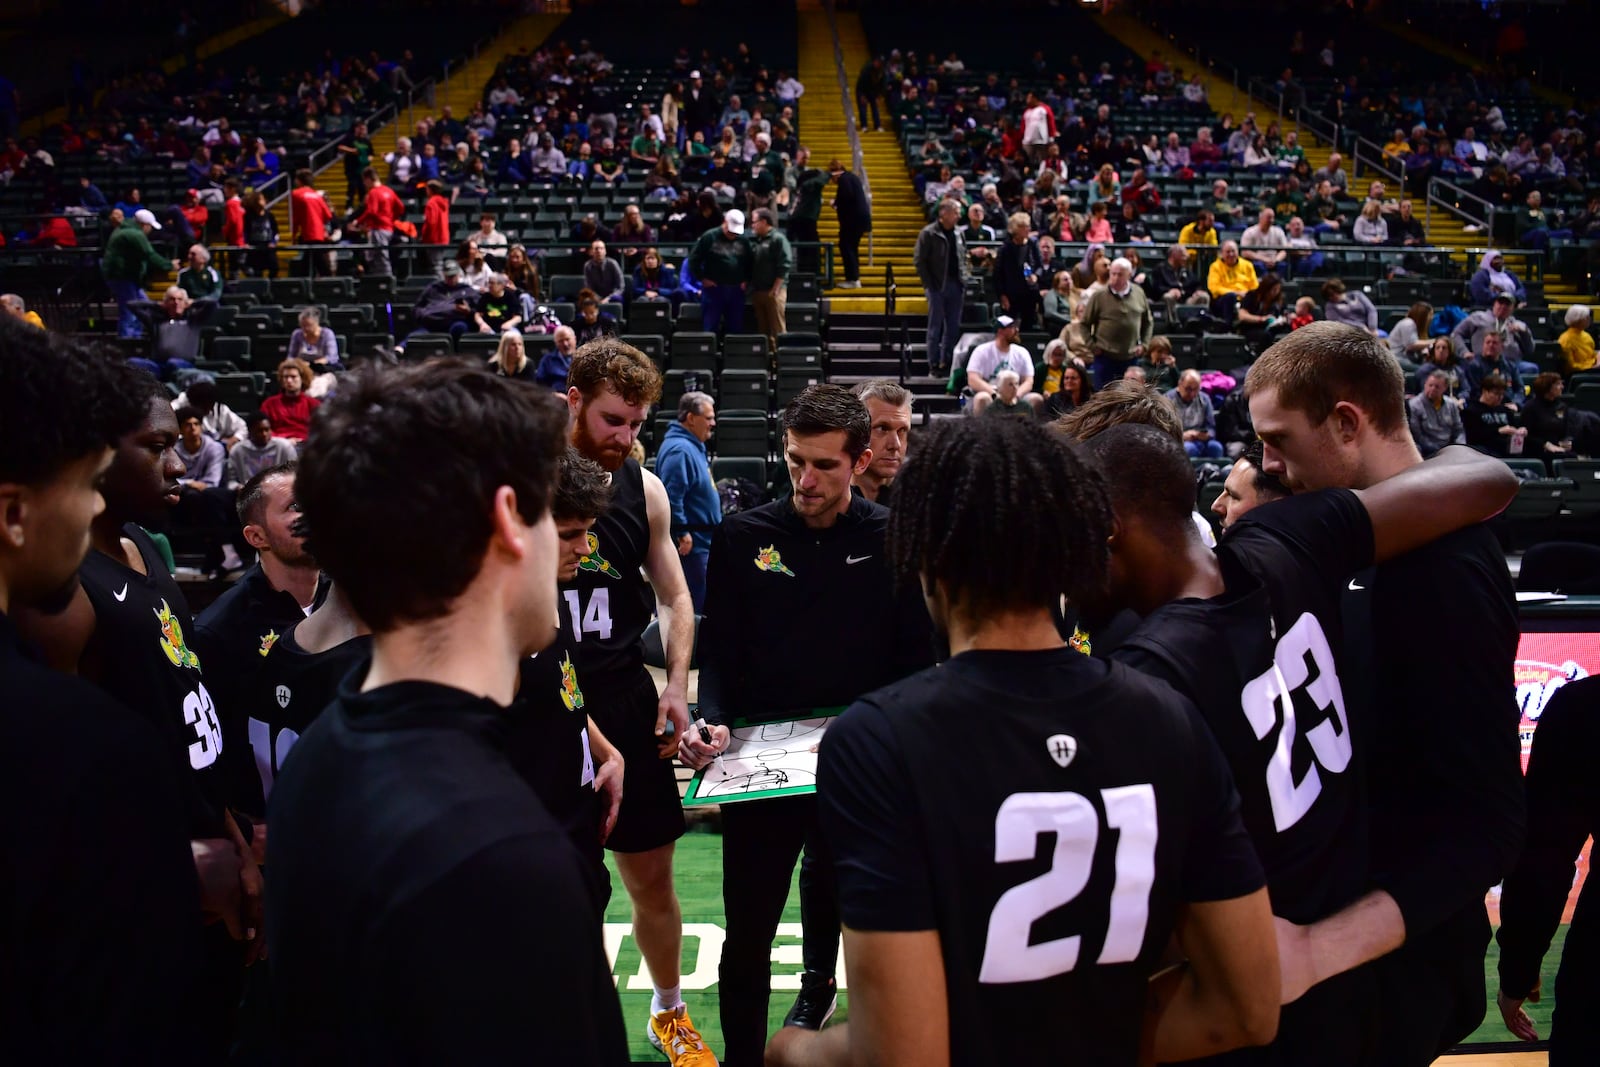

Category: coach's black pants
[719, 795, 840, 1067]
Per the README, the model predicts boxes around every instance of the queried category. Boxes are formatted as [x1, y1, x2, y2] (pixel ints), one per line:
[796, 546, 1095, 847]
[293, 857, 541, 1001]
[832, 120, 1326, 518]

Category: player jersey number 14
[1240, 611, 1353, 833]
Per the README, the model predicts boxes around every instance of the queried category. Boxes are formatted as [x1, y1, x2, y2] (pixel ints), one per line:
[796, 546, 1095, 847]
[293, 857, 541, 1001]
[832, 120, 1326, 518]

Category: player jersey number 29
[563, 588, 613, 642]
[979, 786, 1158, 984]
[1240, 611, 1352, 833]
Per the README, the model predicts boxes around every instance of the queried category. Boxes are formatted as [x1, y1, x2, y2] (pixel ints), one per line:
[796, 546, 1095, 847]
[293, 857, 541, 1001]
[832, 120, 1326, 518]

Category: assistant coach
[680, 384, 934, 1067]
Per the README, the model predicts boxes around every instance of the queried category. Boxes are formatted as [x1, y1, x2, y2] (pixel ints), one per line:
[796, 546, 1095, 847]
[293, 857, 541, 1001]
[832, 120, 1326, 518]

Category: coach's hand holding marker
[677, 716, 730, 774]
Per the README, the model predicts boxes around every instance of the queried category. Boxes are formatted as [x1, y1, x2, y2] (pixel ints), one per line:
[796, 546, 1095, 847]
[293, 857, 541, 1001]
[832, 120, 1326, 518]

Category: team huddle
[0, 313, 1526, 1066]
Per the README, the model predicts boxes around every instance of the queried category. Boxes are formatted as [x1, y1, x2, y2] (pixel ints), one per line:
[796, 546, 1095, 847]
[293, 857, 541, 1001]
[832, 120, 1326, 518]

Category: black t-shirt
[234, 622, 371, 818]
[1347, 525, 1523, 936]
[1113, 570, 1362, 924]
[819, 648, 1263, 1064]
[564, 458, 654, 688]
[0, 612, 202, 1065]
[1463, 400, 1518, 456]
[1201, 491, 1376, 923]
[509, 624, 601, 862]
[476, 290, 518, 331]
[78, 525, 229, 838]
[266, 679, 627, 1066]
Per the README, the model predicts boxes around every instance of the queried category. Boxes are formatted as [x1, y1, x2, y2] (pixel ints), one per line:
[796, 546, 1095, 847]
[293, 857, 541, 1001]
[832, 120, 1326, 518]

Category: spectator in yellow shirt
[1177, 209, 1219, 263]
[1, 293, 44, 329]
[1206, 241, 1258, 320]
[1560, 305, 1596, 373]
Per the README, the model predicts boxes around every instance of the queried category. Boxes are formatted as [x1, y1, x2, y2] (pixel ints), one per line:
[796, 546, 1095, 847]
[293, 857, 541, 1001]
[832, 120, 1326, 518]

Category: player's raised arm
[1351, 444, 1518, 563]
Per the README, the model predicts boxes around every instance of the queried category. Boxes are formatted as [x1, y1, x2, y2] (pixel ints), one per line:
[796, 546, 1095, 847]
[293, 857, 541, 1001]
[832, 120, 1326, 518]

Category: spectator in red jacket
[219, 177, 244, 278]
[353, 167, 404, 276]
[291, 167, 335, 275]
[178, 189, 208, 241]
[420, 179, 451, 276]
[261, 358, 321, 444]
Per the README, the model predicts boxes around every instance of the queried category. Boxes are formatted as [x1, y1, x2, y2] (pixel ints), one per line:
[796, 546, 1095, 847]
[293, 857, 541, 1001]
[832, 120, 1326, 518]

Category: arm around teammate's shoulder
[1353, 443, 1518, 563]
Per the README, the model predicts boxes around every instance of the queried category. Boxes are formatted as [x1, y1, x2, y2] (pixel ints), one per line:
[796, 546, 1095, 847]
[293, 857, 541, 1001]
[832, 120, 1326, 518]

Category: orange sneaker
[647, 1004, 718, 1066]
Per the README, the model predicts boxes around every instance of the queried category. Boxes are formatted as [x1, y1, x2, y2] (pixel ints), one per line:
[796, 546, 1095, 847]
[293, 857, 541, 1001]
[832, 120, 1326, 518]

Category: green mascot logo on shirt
[754, 545, 796, 577]
[577, 531, 622, 580]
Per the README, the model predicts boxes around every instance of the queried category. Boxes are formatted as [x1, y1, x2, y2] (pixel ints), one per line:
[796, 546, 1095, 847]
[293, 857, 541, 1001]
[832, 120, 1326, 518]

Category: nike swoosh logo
[113, 583, 129, 602]
[846, 555, 872, 565]
[1348, 579, 1364, 591]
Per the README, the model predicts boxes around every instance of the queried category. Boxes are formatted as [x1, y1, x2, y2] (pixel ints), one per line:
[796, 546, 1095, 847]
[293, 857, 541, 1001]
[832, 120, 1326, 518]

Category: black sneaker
[783, 972, 837, 1030]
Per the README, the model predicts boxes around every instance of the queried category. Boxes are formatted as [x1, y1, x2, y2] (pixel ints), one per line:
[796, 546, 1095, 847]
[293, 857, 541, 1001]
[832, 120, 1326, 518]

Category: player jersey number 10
[979, 786, 1158, 984]
[1241, 612, 1353, 833]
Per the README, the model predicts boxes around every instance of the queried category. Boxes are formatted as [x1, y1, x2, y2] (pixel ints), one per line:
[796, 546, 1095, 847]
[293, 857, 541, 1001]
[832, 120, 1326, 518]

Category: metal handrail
[1352, 135, 1405, 186]
[1295, 105, 1341, 152]
[822, 0, 872, 268]
[883, 259, 900, 378]
[1426, 175, 1495, 234]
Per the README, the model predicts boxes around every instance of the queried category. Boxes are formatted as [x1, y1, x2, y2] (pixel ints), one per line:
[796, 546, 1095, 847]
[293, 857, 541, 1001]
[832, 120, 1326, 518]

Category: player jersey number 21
[1240, 611, 1352, 833]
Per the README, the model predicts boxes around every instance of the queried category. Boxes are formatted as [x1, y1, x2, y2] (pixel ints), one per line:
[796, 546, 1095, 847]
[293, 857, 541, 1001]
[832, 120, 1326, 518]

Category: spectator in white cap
[967, 315, 1041, 414]
[689, 206, 753, 334]
[100, 208, 179, 339]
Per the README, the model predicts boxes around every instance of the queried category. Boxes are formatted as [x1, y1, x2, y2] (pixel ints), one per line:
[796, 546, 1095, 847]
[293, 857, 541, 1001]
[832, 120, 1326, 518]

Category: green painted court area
[603, 829, 1565, 1062]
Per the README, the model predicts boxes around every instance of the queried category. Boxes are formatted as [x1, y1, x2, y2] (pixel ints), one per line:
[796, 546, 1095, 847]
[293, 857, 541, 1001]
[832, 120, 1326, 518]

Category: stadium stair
[798, 8, 925, 315]
[1099, 10, 1332, 179]
[1108, 9, 1583, 310]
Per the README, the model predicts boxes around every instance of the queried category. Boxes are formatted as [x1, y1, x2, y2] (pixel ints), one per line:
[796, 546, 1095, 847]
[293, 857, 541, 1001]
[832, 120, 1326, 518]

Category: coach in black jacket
[682, 384, 934, 1067]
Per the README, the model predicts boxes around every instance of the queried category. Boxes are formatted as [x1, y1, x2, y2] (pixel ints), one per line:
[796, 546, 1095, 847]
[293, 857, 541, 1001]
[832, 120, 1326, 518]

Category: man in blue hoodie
[655, 391, 722, 611]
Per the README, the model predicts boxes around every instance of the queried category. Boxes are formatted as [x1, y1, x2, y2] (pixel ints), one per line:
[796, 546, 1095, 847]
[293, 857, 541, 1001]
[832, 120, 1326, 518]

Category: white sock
[651, 985, 683, 1015]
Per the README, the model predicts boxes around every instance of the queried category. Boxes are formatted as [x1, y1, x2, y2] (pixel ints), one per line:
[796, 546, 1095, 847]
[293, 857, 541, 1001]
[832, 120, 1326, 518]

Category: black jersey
[78, 524, 228, 837]
[0, 611, 202, 1065]
[509, 623, 600, 860]
[563, 458, 653, 687]
[819, 648, 1264, 1064]
[266, 679, 628, 1066]
[1193, 491, 1377, 925]
[235, 623, 371, 818]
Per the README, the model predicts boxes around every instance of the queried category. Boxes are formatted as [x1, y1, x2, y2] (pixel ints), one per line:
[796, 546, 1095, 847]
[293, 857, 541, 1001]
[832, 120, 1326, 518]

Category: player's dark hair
[1080, 424, 1196, 532]
[1239, 440, 1290, 501]
[1054, 379, 1182, 442]
[0, 318, 147, 485]
[553, 448, 610, 522]
[1244, 320, 1406, 437]
[566, 335, 663, 407]
[781, 383, 871, 460]
[174, 405, 202, 426]
[236, 461, 297, 527]
[888, 417, 1111, 617]
[245, 410, 271, 428]
[296, 362, 568, 632]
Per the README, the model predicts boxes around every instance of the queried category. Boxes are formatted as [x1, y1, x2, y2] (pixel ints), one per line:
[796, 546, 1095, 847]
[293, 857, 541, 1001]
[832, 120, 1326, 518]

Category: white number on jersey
[978, 785, 1159, 984]
[182, 683, 222, 770]
[1240, 611, 1353, 833]
[563, 588, 614, 642]
[247, 717, 301, 800]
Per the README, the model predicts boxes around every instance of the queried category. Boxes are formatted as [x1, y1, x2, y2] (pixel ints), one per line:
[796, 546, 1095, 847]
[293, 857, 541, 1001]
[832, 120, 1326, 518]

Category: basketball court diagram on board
[683, 715, 834, 806]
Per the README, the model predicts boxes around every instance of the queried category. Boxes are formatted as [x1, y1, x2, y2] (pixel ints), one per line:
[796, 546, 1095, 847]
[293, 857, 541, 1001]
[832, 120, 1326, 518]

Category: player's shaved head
[1080, 424, 1197, 533]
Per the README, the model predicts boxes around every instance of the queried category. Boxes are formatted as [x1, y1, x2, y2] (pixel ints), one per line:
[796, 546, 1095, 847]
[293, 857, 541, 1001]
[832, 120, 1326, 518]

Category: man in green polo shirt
[747, 208, 793, 348]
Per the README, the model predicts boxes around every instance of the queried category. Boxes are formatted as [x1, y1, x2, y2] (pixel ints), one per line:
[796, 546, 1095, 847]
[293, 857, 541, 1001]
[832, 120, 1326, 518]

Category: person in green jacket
[102, 210, 178, 339]
[747, 208, 793, 348]
[175, 244, 223, 302]
[690, 209, 752, 334]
